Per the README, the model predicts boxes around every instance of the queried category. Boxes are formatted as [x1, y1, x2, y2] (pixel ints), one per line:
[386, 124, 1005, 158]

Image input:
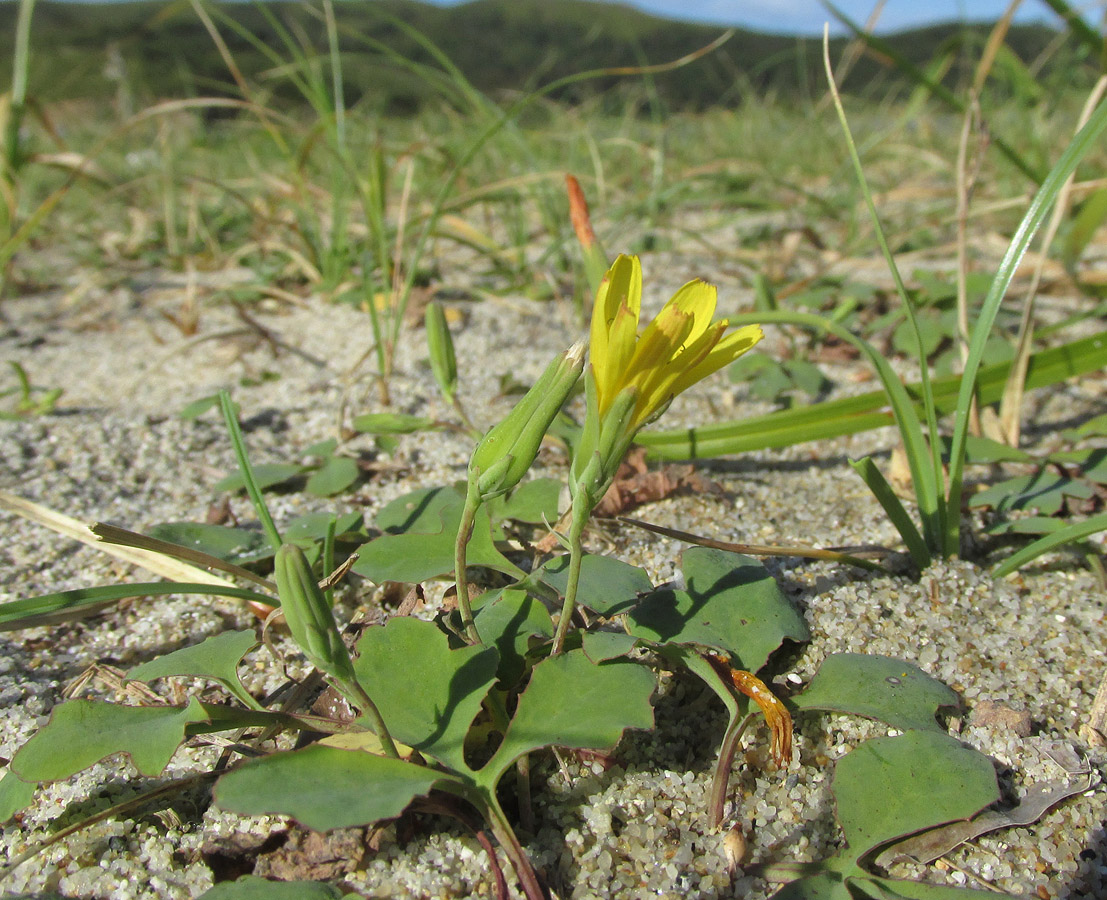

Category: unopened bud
[468, 341, 585, 500]
[274, 544, 356, 683]
[425, 300, 458, 402]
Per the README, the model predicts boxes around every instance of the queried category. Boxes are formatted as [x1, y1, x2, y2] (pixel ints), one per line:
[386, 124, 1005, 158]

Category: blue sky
[428, 1, 1067, 35]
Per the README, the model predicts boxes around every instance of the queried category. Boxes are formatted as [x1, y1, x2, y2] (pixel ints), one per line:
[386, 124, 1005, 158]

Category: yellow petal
[590, 255, 641, 415]
[667, 323, 762, 400]
[659, 279, 718, 348]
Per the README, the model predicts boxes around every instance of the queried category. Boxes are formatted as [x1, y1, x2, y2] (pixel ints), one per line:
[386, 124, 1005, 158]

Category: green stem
[454, 482, 483, 644]
[478, 789, 548, 900]
[333, 677, 401, 760]
[550, 494, 589, 655]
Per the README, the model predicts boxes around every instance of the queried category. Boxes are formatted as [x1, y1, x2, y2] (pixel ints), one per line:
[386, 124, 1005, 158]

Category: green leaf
[856, 875, 1006, 898]
[489, 477, 562, 525]
[302, 438, 339, 457]
[627, 549, 809, 670]
[483, 650, 655, 785]
[305, 455, 360, 497]
[214, 744, 450, 831]
[968, 471, 1093, 515]
[127, 630, 262, 711]
[0, 769, 36, 822]
[983, 516, 1063, 536]
[639, 330, 1107, 459]
[197, 875, 350, 900]
[179, 394, 232, 420]
[351, 412, 436, 434]
[540, 553, 653, 617]
[352, 617, 498, 771]
[849, 457, 930, 570]
[283, 511, 364, 543]
[375, 485, 461, 533]
[789, 654, 959, 733]
[1064, 188, 1107, 267]
[353, 488, 522, 583]
[146, 523, 272, 565]
[833, 732, 999, 855]
[473, 589, 553, 684]
[993, 511, 1107, 577]
[213, 463, 305, 493]
[768, 870, 851, 900]
[581, 630, 640, 662]
[12, 697, 210, 781]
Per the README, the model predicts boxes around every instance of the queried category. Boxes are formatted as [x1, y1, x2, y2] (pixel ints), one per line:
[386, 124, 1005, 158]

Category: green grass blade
[946, 98, 1107, 556]
[822, 1, 1042, 182]
[640, 330, 1107, 455]
[0, 583, 275, 631]
[993, 512, 1107, 578]
[1037, 0, 1105, 59]
[822, 30, 946, 552]
[219, 391, 282, 552]
[849, 457, 931, 569]
[705, 308, 943, 550]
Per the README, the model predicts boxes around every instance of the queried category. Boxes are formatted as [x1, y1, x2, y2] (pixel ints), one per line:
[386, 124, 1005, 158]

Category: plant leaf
[0, 769, 36, 823]
[351, 412, 436, 434]
[12, 697, 211, 781]
[305, 455, 360, 497]
[482, 650, 655, 785]
[213, 463, 306, 493]
[993, 511, 1107, 577]
[789, 654, 960, 734]
[833, 732, 999, 856]
[473, 588, 553, 684]
[127, 630, 262, 711]
[489, 477, 562, 524]
[627, 548, 809, 670]
[146, 522, 272, 565]
[283, 511, 365, 543]
[581, 630, 639, 662]
[539, 553, 653, 616]
[197, 875, 350, 899]
[352, 617, 498, 772]
[214, 744, 451, 831]
[352, 489, 522, 583]
[968, 471, 1093, 515]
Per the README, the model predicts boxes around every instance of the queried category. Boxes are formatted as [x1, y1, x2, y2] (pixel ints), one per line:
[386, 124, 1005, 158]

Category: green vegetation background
[0, 0, 1093, 112]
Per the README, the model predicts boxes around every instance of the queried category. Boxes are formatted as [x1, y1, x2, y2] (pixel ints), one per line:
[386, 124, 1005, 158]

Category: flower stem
[550, 494, 590, 655]
[332, 677, 401, 760]
[480, 790, 549, 900]
[454, 483, 484, 644]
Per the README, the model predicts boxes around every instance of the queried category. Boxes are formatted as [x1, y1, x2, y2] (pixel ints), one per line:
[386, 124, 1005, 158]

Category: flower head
[589, 255, 762, 430]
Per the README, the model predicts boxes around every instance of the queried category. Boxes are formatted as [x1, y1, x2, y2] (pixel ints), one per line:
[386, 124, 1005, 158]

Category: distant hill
[0, 0, 1092, 111]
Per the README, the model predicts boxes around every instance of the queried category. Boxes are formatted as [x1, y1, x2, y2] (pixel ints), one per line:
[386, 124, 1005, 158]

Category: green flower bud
[274, 544, 356, 683]
[468, 341, 585, 501]
[425, 300, 458, 402]
[570, 378, 639, 510]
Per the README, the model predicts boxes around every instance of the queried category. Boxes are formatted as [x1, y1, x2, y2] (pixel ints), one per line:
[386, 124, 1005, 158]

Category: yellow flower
[589, 254, 762, 429]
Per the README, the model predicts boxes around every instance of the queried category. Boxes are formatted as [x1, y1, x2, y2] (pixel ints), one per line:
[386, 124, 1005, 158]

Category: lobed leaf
[352, 617, 498, 772]
[790, 654, 959, 734]
[627, 548, 809, 670]
[482, 650, 655, 785]
[127, 629, 262, 711]
[213, 744, 450, 832]
[12, 697, 210, 781]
